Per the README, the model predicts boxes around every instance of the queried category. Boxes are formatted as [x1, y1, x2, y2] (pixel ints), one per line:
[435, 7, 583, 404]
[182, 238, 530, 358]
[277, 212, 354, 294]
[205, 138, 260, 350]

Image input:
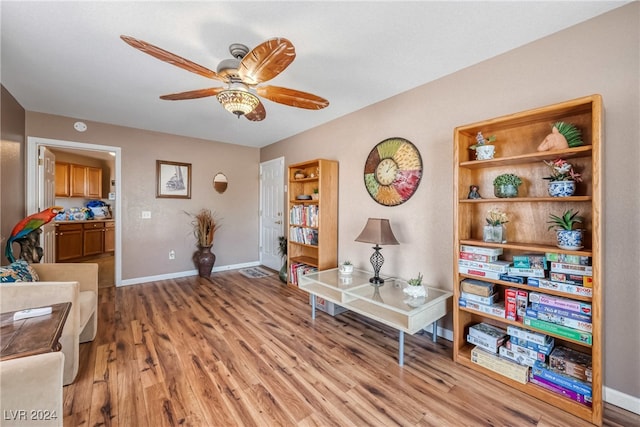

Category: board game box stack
[467, 322, 593, 406]
[458, 245, 508, 317]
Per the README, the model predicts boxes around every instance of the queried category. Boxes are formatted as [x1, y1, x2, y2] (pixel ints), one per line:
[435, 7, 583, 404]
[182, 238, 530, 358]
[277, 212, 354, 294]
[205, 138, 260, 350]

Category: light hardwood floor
[63, 270, 639, 426]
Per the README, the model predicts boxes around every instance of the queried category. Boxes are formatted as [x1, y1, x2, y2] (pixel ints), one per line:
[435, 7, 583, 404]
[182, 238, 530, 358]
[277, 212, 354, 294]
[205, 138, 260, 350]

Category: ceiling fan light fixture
[217, 88, 260, 117]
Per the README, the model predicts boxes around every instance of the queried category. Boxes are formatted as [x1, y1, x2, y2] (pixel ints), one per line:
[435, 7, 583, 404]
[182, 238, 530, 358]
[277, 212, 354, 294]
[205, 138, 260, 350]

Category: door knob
[275, 220, 282, 224]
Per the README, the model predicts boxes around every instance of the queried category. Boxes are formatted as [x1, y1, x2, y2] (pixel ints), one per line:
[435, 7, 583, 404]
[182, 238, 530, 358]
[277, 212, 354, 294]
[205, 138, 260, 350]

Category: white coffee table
[299, 268, 453, 366]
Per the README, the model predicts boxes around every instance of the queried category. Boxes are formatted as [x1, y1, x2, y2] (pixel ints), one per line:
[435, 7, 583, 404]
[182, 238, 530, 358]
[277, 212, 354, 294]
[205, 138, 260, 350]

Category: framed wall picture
[156, 160, 191, 199]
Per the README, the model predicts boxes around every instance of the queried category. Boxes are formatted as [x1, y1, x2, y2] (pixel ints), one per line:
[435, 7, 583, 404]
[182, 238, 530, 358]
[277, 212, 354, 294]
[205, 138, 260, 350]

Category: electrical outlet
[141, 211, 151, 219]
[169, 250, 175, 260]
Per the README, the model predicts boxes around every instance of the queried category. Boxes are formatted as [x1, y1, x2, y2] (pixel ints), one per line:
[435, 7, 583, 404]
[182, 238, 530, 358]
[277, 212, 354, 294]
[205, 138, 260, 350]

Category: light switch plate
[141, 211, 151, 219]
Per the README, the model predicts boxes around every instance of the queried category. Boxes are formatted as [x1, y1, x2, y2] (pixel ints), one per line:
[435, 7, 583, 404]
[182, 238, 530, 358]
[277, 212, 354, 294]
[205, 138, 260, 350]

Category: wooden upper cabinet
[55, 162, 70, 197]
[58, 163, 103, 198]
[70, 164, 87, 197]
[86, 167, 103, 198]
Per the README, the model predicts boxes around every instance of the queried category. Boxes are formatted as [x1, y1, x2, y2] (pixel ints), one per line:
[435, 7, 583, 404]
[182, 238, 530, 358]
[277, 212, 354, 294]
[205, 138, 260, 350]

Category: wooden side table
[1, 302, 71, 361]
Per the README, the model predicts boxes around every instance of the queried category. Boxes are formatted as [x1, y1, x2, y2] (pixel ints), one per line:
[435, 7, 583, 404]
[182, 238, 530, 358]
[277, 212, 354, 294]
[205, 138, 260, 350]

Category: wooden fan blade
[159, 87, 224, 100]
[121, 35, 222, 81]
[245, 102, 266, 121]
[238, 38, 295, 85]
[257, 86, 329, 110]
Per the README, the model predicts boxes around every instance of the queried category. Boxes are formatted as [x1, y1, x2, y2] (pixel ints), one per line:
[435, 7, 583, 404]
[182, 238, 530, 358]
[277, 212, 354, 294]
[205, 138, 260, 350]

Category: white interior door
[259, 157, 284, 270]
[39, 146, 57, 263]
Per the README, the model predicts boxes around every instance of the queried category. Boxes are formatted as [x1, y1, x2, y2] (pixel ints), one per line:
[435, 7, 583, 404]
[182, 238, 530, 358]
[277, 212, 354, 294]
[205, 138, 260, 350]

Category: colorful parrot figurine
[4, 206, 64, 263]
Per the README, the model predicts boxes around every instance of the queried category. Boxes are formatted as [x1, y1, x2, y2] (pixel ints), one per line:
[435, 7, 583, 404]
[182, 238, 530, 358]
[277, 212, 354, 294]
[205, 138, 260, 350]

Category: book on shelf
[289, 226, 319, 246]
[459, 245, 503, 256]
[289, 204, 319, 227]
[289, 263, 317, 286]
[527, 278, 593, 297]
[523, 317, 593, 345]
[471, 346, 529, 384]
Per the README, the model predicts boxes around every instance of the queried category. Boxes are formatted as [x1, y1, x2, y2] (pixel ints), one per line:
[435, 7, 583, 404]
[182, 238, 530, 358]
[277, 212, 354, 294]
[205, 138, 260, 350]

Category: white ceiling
[1, 1, 627, 148]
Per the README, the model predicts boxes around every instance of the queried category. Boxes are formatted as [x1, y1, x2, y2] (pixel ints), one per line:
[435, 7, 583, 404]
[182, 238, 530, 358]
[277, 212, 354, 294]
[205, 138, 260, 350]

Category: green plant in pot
[278, 236, 288, 283]
[493, 173, 522, 198]
[403, 272, 426, 299]
[547, 209, 584, 250]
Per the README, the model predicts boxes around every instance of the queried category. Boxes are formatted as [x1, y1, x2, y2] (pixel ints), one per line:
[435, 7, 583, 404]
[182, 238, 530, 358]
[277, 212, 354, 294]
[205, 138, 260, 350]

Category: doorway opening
[26, 136, 122, 286]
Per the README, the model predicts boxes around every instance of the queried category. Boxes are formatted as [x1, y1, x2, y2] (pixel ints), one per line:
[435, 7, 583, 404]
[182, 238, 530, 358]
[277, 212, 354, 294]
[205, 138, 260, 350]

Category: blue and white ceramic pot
[556, 230, 583, 250]
[548, 180, 576, 197]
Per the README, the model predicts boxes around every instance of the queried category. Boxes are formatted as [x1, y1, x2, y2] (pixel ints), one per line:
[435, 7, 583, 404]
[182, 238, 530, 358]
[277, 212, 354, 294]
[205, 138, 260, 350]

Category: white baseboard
[118, 261, 261, 287]
[604, 386, 640, 415]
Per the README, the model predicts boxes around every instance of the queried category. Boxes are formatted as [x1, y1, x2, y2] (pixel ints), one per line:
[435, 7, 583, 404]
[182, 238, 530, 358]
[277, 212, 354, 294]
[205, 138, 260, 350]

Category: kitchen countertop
[55, 219, 115, 224]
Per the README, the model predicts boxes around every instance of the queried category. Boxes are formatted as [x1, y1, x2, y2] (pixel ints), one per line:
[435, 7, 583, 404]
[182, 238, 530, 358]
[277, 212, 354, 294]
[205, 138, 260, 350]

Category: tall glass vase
[483, 225, 505, 243]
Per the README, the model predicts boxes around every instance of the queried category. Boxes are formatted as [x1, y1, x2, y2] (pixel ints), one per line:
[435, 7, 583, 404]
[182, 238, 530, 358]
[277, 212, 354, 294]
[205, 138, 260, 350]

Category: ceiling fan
[120, 35, 329, 121]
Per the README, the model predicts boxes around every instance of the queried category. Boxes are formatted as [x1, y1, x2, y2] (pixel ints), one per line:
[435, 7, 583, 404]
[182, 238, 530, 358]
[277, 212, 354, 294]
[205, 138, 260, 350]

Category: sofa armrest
[31, 263, 98, 294]
[0, 352, 65, 426]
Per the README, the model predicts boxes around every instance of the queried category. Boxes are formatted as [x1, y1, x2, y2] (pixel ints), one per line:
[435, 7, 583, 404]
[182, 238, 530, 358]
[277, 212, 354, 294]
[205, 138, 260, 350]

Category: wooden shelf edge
[455, 350, 596, 424]
[289, 256, 318, 267]
[459, 239, 593, 256]
[460, 146, 593, 169]
[459, 196, 592, 203]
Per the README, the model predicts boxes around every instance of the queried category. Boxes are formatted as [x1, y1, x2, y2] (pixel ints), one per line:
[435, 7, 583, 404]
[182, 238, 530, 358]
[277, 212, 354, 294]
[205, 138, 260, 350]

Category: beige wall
[0, 85, 26, 261]
[25, 112, 261, 280]
[261, 4, 640, 399]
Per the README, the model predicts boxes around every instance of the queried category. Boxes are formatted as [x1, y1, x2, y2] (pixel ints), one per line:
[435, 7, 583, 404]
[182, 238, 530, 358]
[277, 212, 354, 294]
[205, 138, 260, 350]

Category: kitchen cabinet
[55, 162, 70, 197]
[55, 223, 83, 261]
[104, 221, 115, 253]
[83, 222, 105, 256]
[55, 220, 115, 261]
[58, 163, 103, 198]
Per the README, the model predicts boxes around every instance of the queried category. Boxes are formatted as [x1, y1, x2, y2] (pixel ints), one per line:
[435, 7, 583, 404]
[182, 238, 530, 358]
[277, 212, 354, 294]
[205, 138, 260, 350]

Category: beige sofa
[0, 352, 65, 426]
[0, 263, 98, 385]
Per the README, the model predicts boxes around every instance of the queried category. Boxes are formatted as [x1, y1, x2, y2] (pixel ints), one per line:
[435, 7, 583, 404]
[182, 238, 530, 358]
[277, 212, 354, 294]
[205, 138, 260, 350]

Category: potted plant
[403, 272, 427, 299]
[469, 131, 497, 160]
[278, 236, 288, 283]
[543, 158, 582, 197]
[493, 173, 522, 198]
[537, 121, 584, 151]
[311, 188, 319, 200]
[547, 209, 584, 250]
[187, 209, 220, 277]
[339, 260, 353, 275]
[484, 208, 508, 243]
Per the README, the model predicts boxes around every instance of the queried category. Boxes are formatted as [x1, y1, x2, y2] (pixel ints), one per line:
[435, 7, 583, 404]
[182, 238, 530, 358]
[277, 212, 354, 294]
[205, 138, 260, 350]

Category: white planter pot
[475, 145, 495, 160]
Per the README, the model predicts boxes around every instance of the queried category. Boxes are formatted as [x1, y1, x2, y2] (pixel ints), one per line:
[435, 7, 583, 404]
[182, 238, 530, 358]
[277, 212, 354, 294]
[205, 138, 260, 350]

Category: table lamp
[355, 218, 399, 285]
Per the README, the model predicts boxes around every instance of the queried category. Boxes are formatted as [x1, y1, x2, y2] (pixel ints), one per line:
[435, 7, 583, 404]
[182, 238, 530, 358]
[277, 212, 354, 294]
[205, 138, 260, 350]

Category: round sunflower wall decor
[364, 137, 423, 206]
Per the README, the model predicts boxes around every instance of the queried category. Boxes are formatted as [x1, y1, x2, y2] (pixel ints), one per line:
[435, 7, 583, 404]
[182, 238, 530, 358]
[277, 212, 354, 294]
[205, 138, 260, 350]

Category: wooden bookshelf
[287, 159, 338, 285]
[453, 95, 602, 425]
